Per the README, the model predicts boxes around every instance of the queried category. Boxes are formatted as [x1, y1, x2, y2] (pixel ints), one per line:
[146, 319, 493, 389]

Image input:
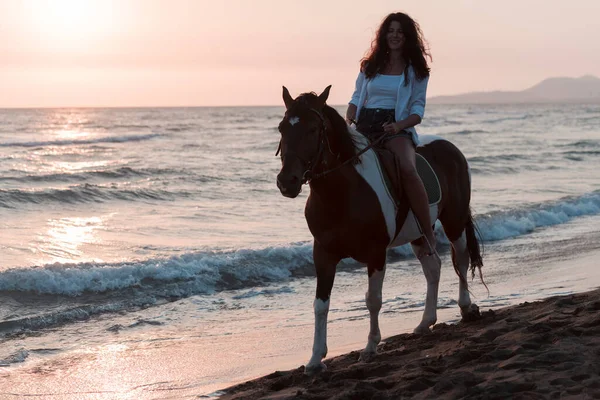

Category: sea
[0, 104, 599, 398]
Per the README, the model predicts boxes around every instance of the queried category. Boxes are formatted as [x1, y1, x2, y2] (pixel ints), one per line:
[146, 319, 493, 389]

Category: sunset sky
[1, 0, 599, 108]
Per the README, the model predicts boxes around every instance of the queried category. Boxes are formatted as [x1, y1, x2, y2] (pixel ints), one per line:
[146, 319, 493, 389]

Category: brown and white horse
[276, 86, 483, 375]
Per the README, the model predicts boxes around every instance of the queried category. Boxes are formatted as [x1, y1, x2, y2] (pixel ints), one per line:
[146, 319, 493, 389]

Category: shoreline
[219, 287, 600, 399]
[1, 250, 599, 399]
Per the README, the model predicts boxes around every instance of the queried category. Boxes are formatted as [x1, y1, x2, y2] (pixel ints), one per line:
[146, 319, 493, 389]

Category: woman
[346, 12, 435, 257]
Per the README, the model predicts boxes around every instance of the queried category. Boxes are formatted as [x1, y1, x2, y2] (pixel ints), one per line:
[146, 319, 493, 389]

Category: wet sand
[220, 288, 600, 399]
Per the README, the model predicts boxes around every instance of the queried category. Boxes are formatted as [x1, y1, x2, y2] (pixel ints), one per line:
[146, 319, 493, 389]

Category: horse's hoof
[304, 362, 327, 376]
[460, 303, 481, 322]
[359, 350, 376, 363]
[413, 325, 432, 335]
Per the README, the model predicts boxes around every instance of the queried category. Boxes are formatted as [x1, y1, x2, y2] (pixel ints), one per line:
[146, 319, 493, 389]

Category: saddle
[349, 128, 443, 246]
[373, 147, 441, 208]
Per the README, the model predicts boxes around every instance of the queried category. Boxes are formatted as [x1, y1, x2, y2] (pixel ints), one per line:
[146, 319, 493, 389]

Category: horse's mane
[295, 92, 359, 163]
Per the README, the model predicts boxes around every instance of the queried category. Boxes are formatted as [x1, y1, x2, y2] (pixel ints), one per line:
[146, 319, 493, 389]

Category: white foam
[477, 191, 600, 241]
[0, 243, 315, 296]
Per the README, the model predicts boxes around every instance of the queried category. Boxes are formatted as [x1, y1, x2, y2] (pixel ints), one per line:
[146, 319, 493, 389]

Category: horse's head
[276, 85, 331, 198]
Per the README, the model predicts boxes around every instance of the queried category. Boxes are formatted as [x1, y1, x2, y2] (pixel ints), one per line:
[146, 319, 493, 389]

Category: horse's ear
[282, 86, 294, 109]
[318, 85, 332, 105]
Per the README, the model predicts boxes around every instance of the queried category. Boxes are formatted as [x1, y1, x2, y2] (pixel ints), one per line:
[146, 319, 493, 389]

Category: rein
[310, 128, 390, 181]
[276, 108, 390, 184]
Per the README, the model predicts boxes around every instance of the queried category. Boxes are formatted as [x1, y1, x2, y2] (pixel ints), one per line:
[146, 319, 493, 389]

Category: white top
[364, 74, 404, 109]
[349, 65, 429, 145]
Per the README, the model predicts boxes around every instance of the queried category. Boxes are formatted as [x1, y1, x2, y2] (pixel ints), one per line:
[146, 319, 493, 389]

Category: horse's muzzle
[277, 173, 302, 198]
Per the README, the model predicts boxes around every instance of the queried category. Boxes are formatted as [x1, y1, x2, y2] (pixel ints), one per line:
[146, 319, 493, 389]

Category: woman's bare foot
[417, 233, 437, 260]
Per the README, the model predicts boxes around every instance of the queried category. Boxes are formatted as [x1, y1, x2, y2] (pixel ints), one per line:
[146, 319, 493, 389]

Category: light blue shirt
[349, 65, 429, 145]
[364, 74, 404, 109]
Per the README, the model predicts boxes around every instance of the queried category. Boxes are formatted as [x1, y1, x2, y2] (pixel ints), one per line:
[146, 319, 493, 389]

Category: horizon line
[3, 100, 600, 110]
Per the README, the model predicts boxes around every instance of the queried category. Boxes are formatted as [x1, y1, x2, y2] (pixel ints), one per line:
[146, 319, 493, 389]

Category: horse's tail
[464, 208, 488, 292]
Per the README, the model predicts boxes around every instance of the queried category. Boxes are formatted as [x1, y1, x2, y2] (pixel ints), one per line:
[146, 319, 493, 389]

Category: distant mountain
[429, 75, 600, 104]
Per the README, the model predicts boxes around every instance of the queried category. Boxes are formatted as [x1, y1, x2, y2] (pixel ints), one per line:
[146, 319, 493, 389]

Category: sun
[28, 0, 117, 51]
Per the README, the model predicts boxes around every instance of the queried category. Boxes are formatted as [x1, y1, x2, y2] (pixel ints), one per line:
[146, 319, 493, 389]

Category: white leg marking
[452, 232, 472, 309]
[305, 298, 329, 374]
[412, 243, 441, 333]
[362, 268, 386, 359]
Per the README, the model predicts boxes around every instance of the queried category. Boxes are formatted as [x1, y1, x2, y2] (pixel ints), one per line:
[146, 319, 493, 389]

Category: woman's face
[386, 20, 404, 51]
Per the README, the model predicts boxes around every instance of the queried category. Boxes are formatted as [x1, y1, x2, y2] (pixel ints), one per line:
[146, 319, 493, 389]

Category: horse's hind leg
[360, 252, 386, 362]
[452, 232, 471, 309]
[450, 231, 480, 321]
[305, 241, 341, 376]
[411, 239, 442, 334]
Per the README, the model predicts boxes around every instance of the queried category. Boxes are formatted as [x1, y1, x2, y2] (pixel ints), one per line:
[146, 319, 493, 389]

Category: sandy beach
[220, 288, 600, 399]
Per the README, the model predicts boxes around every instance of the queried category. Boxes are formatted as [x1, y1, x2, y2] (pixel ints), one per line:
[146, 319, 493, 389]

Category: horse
[275, 85, 484, 375]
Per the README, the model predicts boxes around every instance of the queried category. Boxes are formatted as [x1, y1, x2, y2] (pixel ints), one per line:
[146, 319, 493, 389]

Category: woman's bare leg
[387, 137, 436, 256]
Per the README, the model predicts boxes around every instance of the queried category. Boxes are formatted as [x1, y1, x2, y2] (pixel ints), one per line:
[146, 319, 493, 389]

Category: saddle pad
[373, 149, 442, 206]
[350, 128, 445, 245]
[416, 154, 441, 205]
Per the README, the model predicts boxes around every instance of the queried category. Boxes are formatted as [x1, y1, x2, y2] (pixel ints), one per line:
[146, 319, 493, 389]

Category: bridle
[276, 107, 331, 185]
[276, 107, 391, 184]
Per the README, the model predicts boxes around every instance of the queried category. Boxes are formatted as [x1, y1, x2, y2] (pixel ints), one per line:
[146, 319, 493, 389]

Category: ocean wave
[468, 164, 561, 175]
[0, 167, 194, 184]
[1, 191, 598, 296]
[559, 140, 600, 149]
[475, 190, 600, 241]
[2, 192, 598, 298]
[0, 184, 188, 208]
[0, 133, 162, 148]
[0, 191, 598, 336]
[232, 286, 295, 300]
[0, 302, 133, 338]
[0, 245, 317, 336]
[483, 114, 533, 124]
[87, 123, 152, 130]
[468, 153, 525, 163]
[561, 150, 600, 156]
[0, 243, 317, 296]
[448, 129, 489, 135]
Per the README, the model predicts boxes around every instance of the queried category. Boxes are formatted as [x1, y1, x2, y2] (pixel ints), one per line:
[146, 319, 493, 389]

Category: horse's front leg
[305, 241, 341, 376]
[411, 239, 442, 333]
[359, 252, 387, 362]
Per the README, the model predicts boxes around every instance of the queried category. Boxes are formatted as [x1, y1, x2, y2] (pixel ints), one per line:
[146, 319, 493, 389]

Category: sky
[1, 0, 599, 108]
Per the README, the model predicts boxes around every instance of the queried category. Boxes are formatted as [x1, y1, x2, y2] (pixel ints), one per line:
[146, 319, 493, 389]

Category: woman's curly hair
[361, 12, 432, 84]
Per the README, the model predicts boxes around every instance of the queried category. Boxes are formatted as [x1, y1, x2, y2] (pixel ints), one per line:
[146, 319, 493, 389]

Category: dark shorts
[356, 108, 414, 146]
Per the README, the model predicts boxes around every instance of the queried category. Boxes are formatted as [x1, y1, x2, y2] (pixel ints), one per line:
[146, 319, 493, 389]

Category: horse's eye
[309, 127, 318, 134]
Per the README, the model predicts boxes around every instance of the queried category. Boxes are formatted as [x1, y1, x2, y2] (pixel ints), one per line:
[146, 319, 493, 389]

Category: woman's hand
[382, 122, 401, 134]
[346, 104, 357, 126]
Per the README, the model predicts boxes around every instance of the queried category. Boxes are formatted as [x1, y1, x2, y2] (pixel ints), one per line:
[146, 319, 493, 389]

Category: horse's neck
[309, 124, 362, 199]
[310, 162, 358, 202]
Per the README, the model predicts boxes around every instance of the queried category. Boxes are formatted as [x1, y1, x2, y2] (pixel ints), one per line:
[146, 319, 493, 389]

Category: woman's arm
[345, 104, 358, 125]
[346, 71, 365, 124]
